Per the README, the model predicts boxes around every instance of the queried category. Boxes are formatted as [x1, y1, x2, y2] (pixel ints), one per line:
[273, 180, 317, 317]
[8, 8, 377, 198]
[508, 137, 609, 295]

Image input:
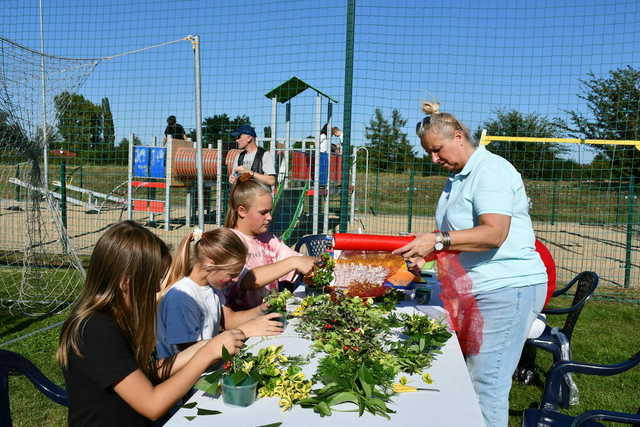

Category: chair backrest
[561, 271, 599, 340]
[294, 234, 332, 256]
[0, 350, 68, 427]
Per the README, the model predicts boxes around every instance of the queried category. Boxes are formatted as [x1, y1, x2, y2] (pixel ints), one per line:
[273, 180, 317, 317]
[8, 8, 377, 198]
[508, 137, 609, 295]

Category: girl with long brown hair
[58, 221, 246, 425]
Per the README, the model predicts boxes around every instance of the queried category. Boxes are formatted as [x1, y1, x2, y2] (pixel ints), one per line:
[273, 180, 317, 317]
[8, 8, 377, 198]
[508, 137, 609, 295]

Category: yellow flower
[422, 373, 433, 384]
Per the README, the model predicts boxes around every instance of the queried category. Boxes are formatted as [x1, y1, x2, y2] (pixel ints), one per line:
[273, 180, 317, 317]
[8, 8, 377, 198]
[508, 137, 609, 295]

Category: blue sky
[3, 0, 640, 164]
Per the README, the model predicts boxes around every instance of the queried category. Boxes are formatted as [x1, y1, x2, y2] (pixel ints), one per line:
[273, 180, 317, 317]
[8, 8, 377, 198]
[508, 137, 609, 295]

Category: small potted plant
[303, 253, 335, 296]
[263, 289, 292, 328]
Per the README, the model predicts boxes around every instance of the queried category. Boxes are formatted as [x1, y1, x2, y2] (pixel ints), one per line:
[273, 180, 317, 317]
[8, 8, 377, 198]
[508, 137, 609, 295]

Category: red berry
[343, 345, 350, 351]
[223, 361, 233, 370]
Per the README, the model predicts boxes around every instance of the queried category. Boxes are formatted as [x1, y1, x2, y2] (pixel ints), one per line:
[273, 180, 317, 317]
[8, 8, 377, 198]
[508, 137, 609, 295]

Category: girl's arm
[222, 306, 284, 337]
[114, 329, 245, 421]
[238, 256, 315, 290]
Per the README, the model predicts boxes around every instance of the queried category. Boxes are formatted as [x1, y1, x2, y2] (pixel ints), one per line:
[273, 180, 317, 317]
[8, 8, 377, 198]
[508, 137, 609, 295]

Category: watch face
[434, 242, 444, 251]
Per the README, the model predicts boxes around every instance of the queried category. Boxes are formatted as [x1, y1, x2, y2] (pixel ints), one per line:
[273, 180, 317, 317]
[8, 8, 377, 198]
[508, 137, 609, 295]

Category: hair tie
[192, 227, 203, 243]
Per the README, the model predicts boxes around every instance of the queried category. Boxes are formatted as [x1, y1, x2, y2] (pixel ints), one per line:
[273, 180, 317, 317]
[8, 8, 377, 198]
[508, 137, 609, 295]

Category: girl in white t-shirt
[224, 174, 317, 310]
[156, 227, 296, 358]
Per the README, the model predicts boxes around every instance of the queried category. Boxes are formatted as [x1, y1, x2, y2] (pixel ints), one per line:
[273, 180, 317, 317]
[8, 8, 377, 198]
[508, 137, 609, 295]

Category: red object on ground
[535, 239, 557, 307]
[332, 233, 414, 251]
[49, 149, 77, 158]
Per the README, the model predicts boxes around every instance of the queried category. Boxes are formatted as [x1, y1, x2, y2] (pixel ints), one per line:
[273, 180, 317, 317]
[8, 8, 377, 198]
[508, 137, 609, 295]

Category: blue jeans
[465, 283, 546, 427]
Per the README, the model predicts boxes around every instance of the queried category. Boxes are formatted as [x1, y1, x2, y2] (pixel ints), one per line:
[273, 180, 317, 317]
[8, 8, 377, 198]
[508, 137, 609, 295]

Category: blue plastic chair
[514, 271, 599, 404]
[0, 349, 68, 427]
[522, 350, 640, 426]
[294, 234, 332, 256]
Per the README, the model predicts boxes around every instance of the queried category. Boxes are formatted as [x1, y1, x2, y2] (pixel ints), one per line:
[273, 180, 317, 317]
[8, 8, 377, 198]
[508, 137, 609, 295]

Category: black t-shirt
[164, 123, 186, 139]
[63, 312, 151, 426]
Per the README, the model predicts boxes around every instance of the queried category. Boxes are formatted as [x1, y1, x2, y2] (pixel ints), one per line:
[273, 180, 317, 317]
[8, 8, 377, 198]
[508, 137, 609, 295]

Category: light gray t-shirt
[156, 276, 224, 358]
[240, 149, 276, 176]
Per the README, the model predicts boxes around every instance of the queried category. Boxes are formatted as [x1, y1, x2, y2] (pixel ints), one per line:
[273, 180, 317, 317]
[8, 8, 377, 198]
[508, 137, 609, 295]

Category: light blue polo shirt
[435, 145, 546, 294]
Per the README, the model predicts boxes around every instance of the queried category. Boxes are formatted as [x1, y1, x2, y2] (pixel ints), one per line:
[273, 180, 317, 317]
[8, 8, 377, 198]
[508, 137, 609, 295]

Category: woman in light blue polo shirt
[394, 101, 547, 427]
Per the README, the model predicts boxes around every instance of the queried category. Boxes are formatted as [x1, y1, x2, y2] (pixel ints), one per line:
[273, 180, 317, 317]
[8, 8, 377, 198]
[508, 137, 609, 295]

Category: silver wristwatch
[434, 232, 445, 251]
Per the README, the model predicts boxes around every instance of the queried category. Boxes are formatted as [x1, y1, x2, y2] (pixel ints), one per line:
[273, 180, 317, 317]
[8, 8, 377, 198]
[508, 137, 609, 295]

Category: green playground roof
[264, 76, 338, 103]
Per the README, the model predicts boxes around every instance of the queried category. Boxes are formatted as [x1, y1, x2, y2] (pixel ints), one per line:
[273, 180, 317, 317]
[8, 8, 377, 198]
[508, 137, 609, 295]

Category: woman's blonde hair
[224, 174, 272, 229]
[160, 227, 248, 296]
[57, 221, 170, 381]
[416, 101, 477, 146]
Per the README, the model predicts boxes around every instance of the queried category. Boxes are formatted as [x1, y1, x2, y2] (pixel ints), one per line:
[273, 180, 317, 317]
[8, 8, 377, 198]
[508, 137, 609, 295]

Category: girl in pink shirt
[224, 174, 316, 310]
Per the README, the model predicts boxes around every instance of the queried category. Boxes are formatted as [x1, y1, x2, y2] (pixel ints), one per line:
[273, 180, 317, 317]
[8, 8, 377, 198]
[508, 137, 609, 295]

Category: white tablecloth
[165, 304, 484, 427]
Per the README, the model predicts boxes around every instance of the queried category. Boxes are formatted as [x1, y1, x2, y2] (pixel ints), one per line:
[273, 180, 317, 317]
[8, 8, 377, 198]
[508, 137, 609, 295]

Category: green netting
[1, 0, 639, 311]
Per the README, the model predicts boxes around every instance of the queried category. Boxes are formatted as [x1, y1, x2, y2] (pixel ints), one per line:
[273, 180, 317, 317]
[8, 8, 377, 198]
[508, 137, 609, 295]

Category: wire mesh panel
[0, 0, 638, 311]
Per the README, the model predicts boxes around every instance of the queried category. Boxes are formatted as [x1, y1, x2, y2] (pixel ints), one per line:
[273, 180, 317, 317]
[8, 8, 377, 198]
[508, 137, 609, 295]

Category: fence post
[14, 164, 21, 201]
[60, 160, 67, 229]
[550, 180, 558, 225]
[407, 169, 414, 233]
[624, 176, 635, 289]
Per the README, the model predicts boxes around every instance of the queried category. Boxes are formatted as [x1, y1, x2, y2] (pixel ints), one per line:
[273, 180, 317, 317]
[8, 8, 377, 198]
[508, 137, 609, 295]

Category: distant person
[164, 115, 187, 143]
[229, 124, 276, 188]
[319, 124, 343, 155]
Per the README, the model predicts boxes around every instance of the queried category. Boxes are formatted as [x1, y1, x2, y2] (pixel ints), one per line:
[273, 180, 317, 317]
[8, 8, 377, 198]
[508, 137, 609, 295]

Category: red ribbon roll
[332, 233, 415, 252]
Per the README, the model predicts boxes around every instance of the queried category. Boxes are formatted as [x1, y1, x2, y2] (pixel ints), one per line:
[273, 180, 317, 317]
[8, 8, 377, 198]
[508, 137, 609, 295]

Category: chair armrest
[540, 355, 640, 409]
[573, 409, 640, 426]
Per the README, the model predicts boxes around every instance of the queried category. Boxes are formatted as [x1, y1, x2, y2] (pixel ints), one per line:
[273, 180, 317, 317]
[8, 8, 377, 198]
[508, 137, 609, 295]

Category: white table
[166, 303, 484, 427]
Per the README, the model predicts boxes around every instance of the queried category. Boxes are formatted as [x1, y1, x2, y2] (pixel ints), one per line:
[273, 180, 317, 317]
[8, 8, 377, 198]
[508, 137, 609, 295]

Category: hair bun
[421, 101, 440, 115]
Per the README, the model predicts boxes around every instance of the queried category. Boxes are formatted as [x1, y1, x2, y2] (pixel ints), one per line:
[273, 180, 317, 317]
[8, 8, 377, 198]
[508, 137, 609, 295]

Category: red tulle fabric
[535, 239, 556, 307]
[425, 251, 483, 356]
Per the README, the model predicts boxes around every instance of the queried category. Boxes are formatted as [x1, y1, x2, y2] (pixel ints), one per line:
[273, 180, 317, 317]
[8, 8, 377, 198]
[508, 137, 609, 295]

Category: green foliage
[473, 109, 569, 179]
[263, 289, 293, 313]
[564, 66, 640, 180]
[365, 109, 416, 172]
[303, 253, 335, 288]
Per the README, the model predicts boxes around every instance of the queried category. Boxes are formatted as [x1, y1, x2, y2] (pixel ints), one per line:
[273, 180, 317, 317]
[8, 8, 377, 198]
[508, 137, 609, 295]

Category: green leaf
[185, 416, 196, 421]
[229, 371, 248, 385]
[256, 423, 283, 427]
[181, 401, 197, 409]
[221, 345, 232, 362]
[196, 408, 222, 416]
[316, 401, 332, 417]
[327, 391, 360, 406]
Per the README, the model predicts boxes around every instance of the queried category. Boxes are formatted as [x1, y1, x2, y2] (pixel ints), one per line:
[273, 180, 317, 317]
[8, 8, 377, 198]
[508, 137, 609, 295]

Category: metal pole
[216, 139, 222, 226]
[339, 0, 355, 233]
[624, 176, 635, 288]
[350, 147, 357, 222]
[271, 96, 277, 154]
[191, 35, 204, 229]
[39, 0, 49, 189]
[312, 94, 321, 234]
[284, 102, 291, 189]
[127, 133, 133, 221]
[60, 159, 67, 229]
[323, 102, 332, 233]
[164, 135, 172, 230]
[407, 169, 415, 233]
[363, 147, 369, 222]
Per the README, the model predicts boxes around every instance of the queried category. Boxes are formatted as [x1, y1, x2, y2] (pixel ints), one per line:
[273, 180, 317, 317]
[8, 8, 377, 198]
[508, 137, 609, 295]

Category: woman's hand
[209, 329, 246, 360]
[392, 232, 435, 259]
[237, 312, 284, 338]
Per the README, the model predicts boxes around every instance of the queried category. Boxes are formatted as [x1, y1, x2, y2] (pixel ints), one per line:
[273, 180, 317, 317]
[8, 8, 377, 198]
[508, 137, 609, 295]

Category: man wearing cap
[163, 115, 187, 143]
[230, 124, 276, 187]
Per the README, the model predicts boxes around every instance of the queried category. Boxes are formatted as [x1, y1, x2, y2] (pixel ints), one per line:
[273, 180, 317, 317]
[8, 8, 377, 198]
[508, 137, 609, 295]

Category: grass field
[1, 295, 638, 426]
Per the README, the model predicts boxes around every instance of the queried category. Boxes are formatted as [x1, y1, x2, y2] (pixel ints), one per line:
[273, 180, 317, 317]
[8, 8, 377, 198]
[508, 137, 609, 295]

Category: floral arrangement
[263, 289, 293, 313]
[293, 293, 451, 418]
[196, 344, 312, 411]
[303, 253, 335, 289]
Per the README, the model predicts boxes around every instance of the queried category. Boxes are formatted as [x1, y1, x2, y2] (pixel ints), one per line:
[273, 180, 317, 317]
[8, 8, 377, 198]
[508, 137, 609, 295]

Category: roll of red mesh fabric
[332, 233, 414, 251]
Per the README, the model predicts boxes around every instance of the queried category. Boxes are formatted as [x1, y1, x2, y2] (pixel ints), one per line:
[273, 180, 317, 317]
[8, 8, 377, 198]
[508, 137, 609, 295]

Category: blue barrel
[149, 147, 167, 178]
[133, 146, 150, 178]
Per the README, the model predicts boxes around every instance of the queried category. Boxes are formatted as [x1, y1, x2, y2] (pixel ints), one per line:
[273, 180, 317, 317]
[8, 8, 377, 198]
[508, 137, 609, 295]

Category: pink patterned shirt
[224, 229, 300, 310]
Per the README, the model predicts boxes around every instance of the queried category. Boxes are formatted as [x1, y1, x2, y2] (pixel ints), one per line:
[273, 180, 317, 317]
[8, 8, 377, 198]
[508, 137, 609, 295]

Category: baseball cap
[230, 124, 256, 138]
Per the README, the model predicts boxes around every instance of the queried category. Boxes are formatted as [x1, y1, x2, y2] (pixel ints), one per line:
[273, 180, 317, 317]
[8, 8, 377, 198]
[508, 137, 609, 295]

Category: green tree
[364, 109, 416, 172]
[473, 110, 568, 179]
[564, 66, 640, 180]
[101, 97, 115, 145]
[54, 91, 102, 153]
